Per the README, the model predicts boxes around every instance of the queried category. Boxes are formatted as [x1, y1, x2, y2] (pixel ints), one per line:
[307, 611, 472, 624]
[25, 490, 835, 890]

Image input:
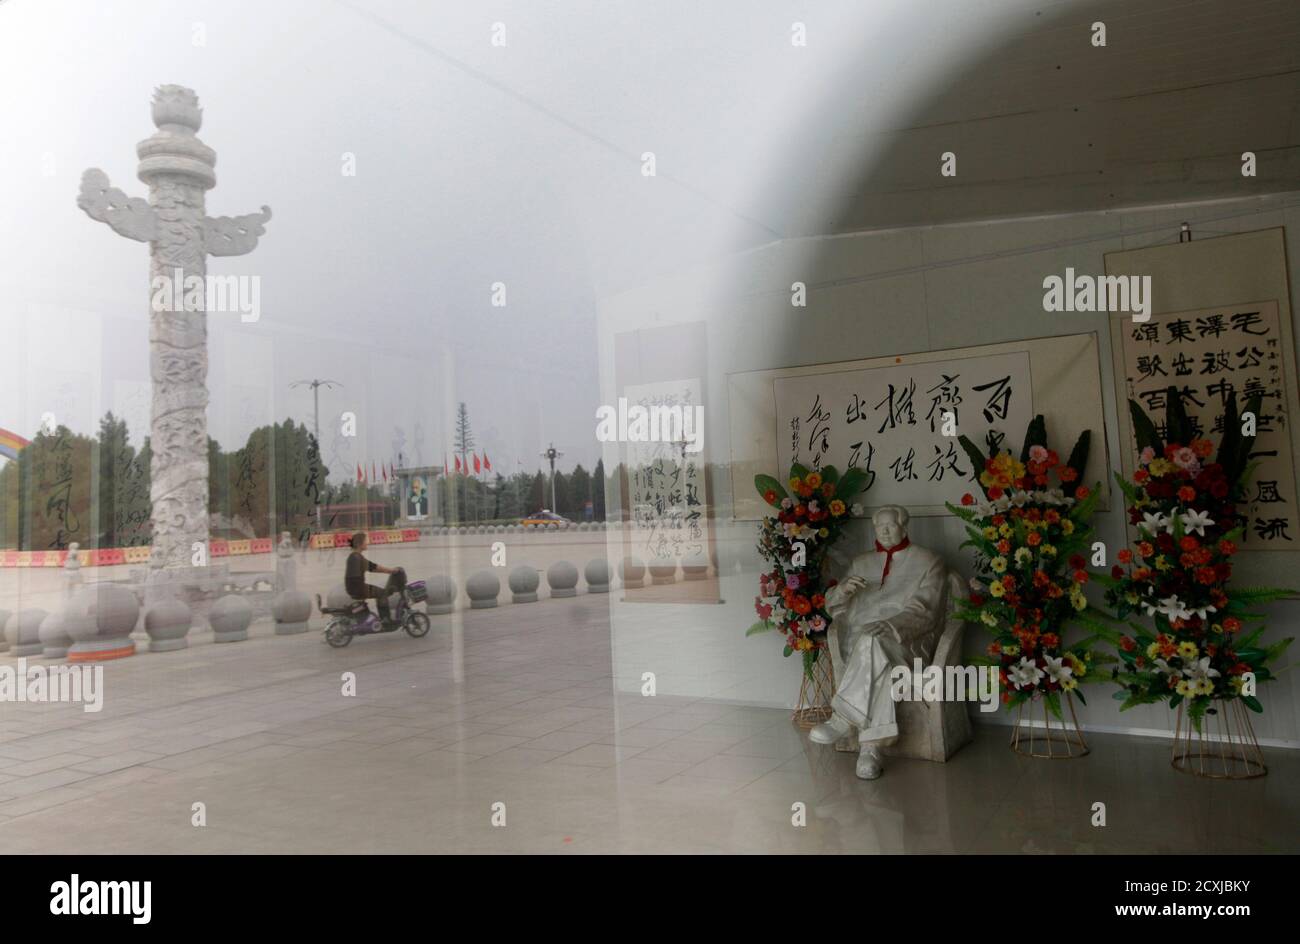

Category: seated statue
[811, 505, 948, 780]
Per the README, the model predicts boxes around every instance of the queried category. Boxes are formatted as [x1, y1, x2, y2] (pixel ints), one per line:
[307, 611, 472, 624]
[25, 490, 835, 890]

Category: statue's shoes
[855, 746, 884, 780]
[809, 714, 852, 744]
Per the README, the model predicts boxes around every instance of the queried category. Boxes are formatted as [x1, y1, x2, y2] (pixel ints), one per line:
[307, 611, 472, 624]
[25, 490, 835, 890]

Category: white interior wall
[599, 190, 1300, 748]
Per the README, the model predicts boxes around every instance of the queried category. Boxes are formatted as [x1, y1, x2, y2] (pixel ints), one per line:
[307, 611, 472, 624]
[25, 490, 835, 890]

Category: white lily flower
[1007, 657, 1045, 690]
[1190, 605, 1217, 621]
[1155, 595, 1192, 622]
[1182, 656, 1221, 681]
[1180, 508, 1214, 536]
[1141, 511, 1170, 534]
[1152, 658, 1180, 676]
[1042, 655, 1074, 685]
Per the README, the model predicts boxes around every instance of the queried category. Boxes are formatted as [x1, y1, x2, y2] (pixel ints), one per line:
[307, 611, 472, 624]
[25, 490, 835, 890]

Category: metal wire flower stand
[1009, 691, 1089, 758]
[791, 650, 835, 728]
[1170, 698, 1267, 779]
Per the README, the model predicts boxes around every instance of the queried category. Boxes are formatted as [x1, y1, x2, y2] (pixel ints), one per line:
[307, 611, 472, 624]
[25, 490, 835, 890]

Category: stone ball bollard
[67, 584, 139, 662]
[620, 556, 646, 589]
[210, 594, 253, 643]
[546, 560, 580, 598]
[681, 554, 710, 582]
[425, 575, 457, 614]
[38, 610, 75, 659]
[466, 570, 501, 609]
[6, 608, 48, 657]
[649, 561, 678, 585]
[508, 565, 540, 604]
[272, 590, 312, 635]
[584, 559, 612, 593]
[0, 608, 10, 652]
[144, 598, 193, 652]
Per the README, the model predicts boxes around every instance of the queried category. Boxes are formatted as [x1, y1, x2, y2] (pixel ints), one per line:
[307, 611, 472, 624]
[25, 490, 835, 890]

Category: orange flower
[829, 499, 846, 516]
[1177, 486, 1196, 502]
[805, 472, 822, 489]
[1117, 549, 1133, 564]
[763, 489, 778, 505]
[793, 596, 812, 615]
[1138, 541, 1154, 557]
[1075, 485, 1091, 499]
[1059, 467, 1078, 482]
[1026, 531, 1042, 546]
[1191, 438, 1213, 457]
[997, 539, 1011, 554]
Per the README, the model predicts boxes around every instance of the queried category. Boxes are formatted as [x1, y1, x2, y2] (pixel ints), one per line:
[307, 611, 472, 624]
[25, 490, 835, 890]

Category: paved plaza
[2, 581, 1297, 853]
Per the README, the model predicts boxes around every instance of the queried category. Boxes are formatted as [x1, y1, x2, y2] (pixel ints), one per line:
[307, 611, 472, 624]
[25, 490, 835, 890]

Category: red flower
[1223, 616, 1242, 633]
[1219, 539, 1237, 557]
[1179, 535, 1199, 552]
[1026, 532, 1042, 547]
[1117, 549, 1133, 564]
[969, 593, 985, 606]
[1075, 485, 1091, 499]
[763, 489, 778, 505]
[1111, 565, 1124, 580]
[1059, 467, 1078, 482]
[988, 486, 1004, 499]
[1177, 486, 1196, 502]
[1195, 567, 1217, 585]
[961, 493, 975, 506]
[1068, 553, 1086, 570]
[1133, 469, 1149, 484]
[1073, 569, 1088, 584]
[1119, 636, 1136, 652]
[792, 596, 812, 615]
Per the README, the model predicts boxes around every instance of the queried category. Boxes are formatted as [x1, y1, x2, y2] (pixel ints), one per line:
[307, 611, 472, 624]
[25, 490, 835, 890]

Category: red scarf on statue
[874, 537, 910, 585]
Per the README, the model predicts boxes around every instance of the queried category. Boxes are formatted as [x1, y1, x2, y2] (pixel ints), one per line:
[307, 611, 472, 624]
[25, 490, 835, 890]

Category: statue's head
[872, 505, 909, 548]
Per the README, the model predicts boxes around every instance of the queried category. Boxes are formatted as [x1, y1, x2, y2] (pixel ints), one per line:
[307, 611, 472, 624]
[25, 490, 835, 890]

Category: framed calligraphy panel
[728, 333, 1110, 519]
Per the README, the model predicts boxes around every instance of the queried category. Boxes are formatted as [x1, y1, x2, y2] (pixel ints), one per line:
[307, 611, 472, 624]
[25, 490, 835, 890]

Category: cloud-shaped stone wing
[77, 168, 157, 242]
[204, 206, 272, 256]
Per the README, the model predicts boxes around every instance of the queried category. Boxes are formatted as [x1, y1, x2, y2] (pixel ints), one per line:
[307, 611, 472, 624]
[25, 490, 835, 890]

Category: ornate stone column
[78, 86, 271, 578]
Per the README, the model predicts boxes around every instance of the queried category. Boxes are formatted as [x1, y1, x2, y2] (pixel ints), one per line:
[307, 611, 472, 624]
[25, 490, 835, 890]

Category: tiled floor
[1, 594, 1296, 853]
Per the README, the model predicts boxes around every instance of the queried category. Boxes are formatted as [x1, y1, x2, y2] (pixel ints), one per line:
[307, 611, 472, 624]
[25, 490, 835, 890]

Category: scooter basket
[408, 580, 427, 603]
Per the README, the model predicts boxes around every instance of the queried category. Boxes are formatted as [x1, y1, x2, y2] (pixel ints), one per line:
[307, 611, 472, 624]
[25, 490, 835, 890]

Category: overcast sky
[0, 0, 1012, 479]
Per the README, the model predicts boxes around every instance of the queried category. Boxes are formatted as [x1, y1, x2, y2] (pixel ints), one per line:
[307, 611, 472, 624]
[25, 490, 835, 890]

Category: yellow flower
[989, 582, 1005, 598]
[983, 527, 999, 540]
[1040, 545, 1057, 558]
[1149, 459, 1174, 476]
[818, 528, 828, 538]
[1067, 654, 1086, 677]
[1014, 548, 1032, 565]
[981, 612, 997, 626]
[1211, 623, 1223, 634]
[830, 499, 846, 516]
[1070, 591, 1086, 612]
[1061, 677, 1079, 691]
[1155, 557, 1171, 571]
[1177, 641, 1199, 661]
[1061, 520, 1075, 535]
[1146, 642, 1161, 660]
[1175, 679, 1193, 697]
[1003, 644, 1020, 657]
[999, 525, 1013, 538]
[991, 556, 1008, 573]
[1193, 677, 1214, 697]
[806, 472, 822, 489]
[789, 476, 801, 491]
[1125, 592, 1139, 605]
[1229, 676, 1245, 693]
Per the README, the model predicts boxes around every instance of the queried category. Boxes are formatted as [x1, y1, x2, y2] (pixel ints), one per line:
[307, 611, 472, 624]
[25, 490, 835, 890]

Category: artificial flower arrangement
[945, 416, 1115, 717]
[747, 463, 872, 678]
[1102, 387, 1293, 730]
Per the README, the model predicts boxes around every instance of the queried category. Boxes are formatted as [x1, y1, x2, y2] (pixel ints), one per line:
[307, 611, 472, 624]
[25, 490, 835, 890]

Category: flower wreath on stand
[1102, 387, 1293, 751]
[747, 463, 872, 681]
[945, 416, 1114, 755]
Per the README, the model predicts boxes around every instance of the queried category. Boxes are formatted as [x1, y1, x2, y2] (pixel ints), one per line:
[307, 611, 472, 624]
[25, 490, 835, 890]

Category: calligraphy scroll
[773, 351, 1033, 509]
[1116, 300, 1296, 550]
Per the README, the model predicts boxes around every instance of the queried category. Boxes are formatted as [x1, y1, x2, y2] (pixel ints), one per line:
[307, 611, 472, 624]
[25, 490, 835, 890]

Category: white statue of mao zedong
[810, 505, 948, 779]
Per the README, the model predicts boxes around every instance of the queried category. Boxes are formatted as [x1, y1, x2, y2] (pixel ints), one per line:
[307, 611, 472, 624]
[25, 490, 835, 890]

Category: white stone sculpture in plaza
[811, 505, 948, 780]
[77, 85, 271, 577]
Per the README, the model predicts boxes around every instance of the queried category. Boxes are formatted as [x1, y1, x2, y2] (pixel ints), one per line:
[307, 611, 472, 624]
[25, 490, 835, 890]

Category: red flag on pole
[382, 464, 388, 483]
[444, 456, 450, 477]
[483, 452, 491, 472]
[356, 463, 363, 484]
[455, 455, 462, 474]
[473, 453, 481, 474]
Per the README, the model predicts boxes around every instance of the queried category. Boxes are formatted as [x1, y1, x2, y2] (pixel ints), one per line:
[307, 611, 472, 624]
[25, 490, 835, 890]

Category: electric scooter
[317, 567, 430, 647]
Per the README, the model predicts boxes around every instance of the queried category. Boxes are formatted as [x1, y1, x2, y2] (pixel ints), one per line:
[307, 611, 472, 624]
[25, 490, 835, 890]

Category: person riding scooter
[344, 531, 402, 625]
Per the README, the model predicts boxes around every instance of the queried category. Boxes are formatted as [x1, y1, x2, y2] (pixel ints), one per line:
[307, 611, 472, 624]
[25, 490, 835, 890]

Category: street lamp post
[541, 443, 563, 512]
[290, 378, 341, 534]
